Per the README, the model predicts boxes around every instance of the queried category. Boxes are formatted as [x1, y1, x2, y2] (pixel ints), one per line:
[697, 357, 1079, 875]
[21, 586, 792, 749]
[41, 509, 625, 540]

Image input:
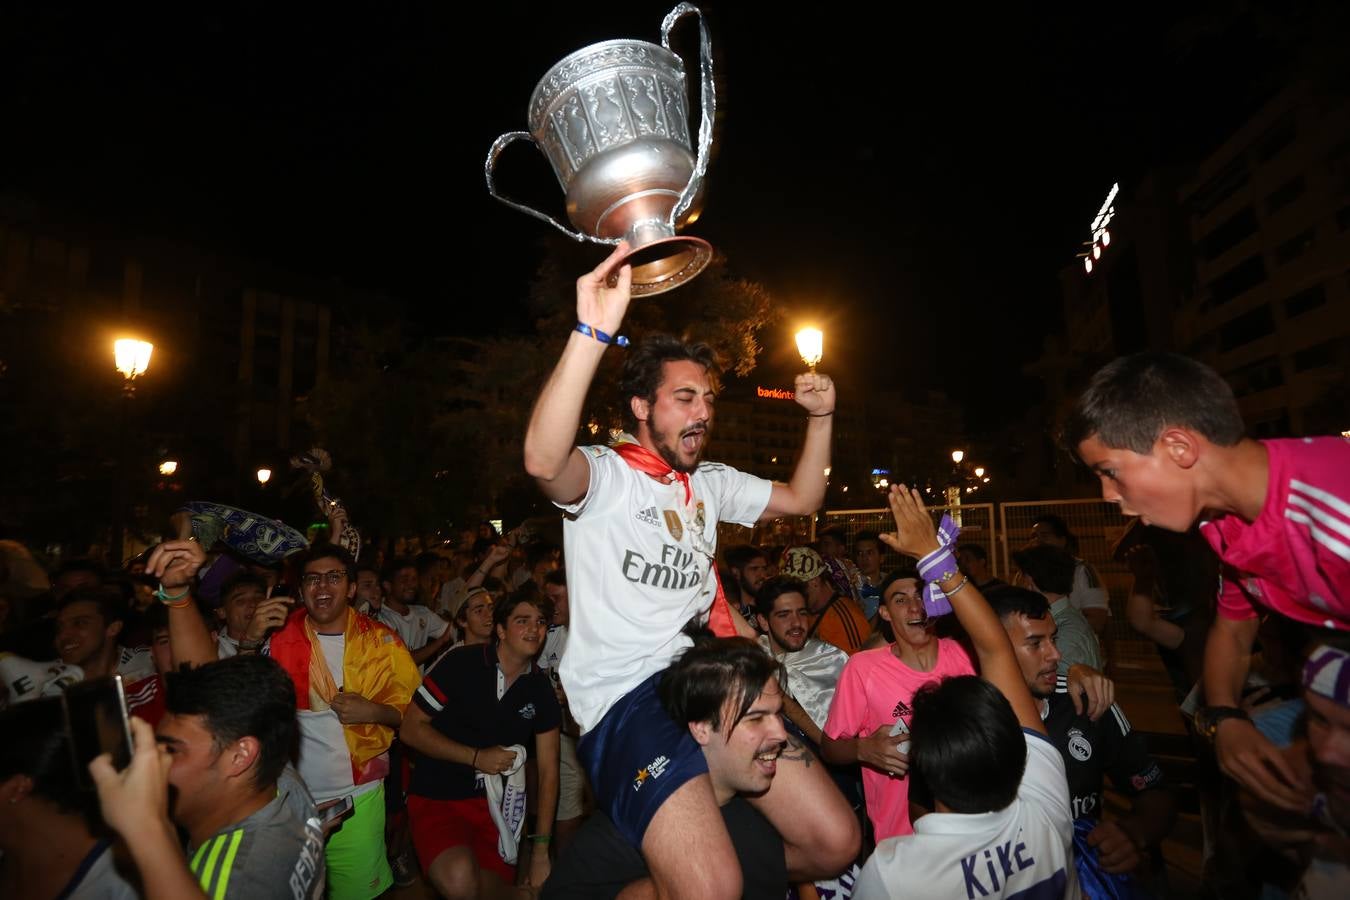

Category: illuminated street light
[951, 450, 964, 464]
[974, 466, 985, 478]
[983, 476, 991, 483]
[256, 468, 273, 486]
[158, 460, 178, 476]
[114, 339, 154, 381]
[795, 328, 823, 372]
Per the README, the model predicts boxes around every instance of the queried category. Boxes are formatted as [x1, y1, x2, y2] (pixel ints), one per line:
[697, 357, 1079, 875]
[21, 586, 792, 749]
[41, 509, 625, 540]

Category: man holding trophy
[523, 243, 859, 896]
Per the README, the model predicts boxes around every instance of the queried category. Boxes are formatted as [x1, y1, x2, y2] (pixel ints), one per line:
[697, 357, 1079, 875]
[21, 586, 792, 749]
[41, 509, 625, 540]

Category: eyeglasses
[300, 570, 348, 589]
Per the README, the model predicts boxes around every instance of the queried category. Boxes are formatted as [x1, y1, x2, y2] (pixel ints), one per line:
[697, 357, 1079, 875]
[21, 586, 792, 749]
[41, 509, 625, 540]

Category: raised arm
[145, 540, 219, 667]
[523, 243, 633, 505]
[879, 486, 1044, 734]
[761, 374, 835, 519]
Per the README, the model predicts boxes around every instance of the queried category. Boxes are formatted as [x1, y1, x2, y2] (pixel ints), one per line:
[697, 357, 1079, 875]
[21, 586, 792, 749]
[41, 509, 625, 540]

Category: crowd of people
[0, 245, 1346, 898]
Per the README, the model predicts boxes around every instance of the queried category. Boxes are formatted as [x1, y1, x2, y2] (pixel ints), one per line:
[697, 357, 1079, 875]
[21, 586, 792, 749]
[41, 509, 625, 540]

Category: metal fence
[726, 499, 1132, 627]
[821, 503, 999, 577]
[999, 498, 1137, 641]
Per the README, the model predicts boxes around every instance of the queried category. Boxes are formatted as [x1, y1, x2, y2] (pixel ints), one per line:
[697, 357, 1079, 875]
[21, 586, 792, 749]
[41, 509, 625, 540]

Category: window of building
[1274, 229, 1315, 266]
[1199, 207, 1258, 261]
[1254, 114, 1297, 163]
[1218, 305, 1275, 353]
[1207, 255, 1267, 307]
[1227, 355, 1284, 398]
[1265, 177, 1305, 215]
[1292, 340, 1338, 373]
[1284, 284, 1327, 318]
[1191, 156, 1250, 217]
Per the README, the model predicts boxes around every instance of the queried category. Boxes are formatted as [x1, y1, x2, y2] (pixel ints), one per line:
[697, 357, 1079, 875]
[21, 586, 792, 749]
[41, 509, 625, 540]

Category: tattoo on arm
[778, 735, 814, 769]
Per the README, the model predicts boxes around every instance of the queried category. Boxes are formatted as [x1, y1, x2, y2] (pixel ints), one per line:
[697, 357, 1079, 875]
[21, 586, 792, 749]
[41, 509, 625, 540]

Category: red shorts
[407, 794, 516, 885]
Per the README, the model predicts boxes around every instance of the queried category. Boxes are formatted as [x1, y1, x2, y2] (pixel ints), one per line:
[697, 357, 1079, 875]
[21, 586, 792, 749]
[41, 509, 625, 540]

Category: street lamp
[951, 449, 964, 464]
[256, 468, 273, 486]
[110, 338, 154, 568]
[113, 339, 154, 395]
[158, 460, 178, 476]
[795, 328, 823, 372]
[974, 466, 985, 478]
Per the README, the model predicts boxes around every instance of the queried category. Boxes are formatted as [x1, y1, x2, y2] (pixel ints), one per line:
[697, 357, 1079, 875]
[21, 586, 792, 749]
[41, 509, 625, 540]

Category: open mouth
[680, 427, 706, 455]
[754, 745, 782, 775]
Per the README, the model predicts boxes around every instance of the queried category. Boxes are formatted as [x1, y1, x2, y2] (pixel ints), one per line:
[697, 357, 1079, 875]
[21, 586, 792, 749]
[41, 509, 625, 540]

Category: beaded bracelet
[575, 322, 629, 347]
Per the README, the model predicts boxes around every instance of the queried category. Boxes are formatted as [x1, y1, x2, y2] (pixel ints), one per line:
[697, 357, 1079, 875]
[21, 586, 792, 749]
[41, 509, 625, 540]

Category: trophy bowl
[486, 4, 714, 296]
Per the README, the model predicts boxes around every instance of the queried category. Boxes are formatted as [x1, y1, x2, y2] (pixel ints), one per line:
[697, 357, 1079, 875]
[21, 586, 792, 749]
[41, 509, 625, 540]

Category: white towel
[479, 744, 528, 863]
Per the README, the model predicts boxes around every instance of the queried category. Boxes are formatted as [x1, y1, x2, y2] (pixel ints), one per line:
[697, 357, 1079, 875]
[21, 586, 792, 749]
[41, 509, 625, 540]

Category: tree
[303, 236, 780, 533]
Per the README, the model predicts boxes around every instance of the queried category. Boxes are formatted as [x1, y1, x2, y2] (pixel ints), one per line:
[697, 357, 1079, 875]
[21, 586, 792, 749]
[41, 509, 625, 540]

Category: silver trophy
[486, 3, 714, 296]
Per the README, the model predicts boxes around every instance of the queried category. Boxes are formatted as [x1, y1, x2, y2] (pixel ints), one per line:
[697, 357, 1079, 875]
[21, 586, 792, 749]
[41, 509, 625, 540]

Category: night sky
[1, 3, 1317, 427]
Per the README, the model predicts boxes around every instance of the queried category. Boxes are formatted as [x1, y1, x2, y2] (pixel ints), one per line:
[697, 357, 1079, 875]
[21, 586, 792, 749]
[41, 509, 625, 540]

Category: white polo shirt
[557, 445, 771, 732]
[854, 729, 1079, 900]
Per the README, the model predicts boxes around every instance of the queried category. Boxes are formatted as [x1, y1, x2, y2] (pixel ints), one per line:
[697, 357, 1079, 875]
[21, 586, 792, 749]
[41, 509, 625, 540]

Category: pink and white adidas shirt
[1201, 437, 1350, 631]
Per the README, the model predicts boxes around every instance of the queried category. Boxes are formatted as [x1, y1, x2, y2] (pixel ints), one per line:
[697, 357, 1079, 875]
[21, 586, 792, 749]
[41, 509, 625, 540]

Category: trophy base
[607, 236, 713, 297]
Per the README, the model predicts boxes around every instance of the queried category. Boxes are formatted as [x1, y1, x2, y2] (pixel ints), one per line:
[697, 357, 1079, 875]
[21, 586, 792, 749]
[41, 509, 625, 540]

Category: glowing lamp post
[110, 338, 154, 567]
[795, 328, 823, 372]
[256, 468, 273, 486]
[158, 460, 178, 476]
[114, 339, 153, 395]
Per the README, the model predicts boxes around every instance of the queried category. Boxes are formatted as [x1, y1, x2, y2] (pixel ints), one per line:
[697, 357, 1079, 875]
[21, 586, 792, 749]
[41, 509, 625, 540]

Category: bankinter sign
[756, 386, 795, 400]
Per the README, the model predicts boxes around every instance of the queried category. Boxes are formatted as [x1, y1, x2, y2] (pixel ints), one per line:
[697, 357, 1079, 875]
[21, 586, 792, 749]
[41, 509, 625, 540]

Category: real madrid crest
[663, 510, 684, 542]
[1067, 726, 1093, 762]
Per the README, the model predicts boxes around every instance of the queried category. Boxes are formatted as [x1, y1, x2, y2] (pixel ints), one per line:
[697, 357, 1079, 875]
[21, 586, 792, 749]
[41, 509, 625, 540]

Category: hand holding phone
[89, 716, 172, 840]
[63, 675, 135, 791]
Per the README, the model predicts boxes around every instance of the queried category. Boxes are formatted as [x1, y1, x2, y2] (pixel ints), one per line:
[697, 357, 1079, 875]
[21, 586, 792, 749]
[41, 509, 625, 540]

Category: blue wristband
[576, 322, 629, 347]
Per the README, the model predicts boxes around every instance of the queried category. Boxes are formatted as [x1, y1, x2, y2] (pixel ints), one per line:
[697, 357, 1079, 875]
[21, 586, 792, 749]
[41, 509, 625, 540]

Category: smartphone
[319, 794, 354, 824]
[62, 675, 134, 790]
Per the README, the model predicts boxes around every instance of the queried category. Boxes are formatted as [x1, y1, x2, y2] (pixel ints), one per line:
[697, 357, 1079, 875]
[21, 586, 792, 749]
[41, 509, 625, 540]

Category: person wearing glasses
[141, 539, 419, 899]
[265, 545, 420, 899]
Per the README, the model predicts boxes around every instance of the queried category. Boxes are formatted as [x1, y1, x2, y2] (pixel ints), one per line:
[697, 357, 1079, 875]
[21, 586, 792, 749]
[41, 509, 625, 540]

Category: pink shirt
[823, 639, 975, 841]
[1201, 437, 1350, 631]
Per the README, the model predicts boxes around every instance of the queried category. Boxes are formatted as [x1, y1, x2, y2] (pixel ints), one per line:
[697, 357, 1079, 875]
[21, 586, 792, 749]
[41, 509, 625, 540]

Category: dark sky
[1, 3, 1316, 425]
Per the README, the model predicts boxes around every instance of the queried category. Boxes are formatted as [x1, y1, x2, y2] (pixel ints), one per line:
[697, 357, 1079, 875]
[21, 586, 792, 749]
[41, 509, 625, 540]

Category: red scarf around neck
[611, 441, 737, 637]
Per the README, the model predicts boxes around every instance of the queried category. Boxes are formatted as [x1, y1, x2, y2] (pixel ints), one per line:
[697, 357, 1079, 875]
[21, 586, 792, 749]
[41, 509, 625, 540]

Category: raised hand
[145, 539, 207, 591]
[794, 372, 836, 416]
[877, 485, 941, 560]
[576, 241, 633, 337]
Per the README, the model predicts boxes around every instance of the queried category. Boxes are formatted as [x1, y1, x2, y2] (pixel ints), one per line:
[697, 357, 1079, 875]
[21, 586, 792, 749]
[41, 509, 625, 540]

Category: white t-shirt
[853, 729, 1079, 900]
[217, 633, 240, 659]
[557, 446, 772, 731]
[1069, 559, 1109, 616]
[116, 646, 155, 681]
[374, 604, 448, 652]
[1, 647, 151, 708]
[294, 632, 381, 803]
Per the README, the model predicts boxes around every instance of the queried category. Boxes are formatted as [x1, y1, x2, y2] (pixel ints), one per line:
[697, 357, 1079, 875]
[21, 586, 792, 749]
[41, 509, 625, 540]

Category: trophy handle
[661, 3, 714, 231]
[484, 131, 616, 246]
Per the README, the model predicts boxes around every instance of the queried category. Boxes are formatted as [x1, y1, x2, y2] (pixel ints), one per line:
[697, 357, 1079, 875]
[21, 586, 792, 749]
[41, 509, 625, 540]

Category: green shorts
[326, 784, 393, 900]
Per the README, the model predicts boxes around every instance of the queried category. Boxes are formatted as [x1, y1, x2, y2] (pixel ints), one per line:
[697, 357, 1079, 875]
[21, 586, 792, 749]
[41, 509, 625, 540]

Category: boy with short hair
[1065, 351, 1349, 813]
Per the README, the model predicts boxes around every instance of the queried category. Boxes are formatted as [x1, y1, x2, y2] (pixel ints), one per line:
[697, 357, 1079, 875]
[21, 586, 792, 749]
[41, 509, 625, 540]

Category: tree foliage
[304, 236, 780, 533]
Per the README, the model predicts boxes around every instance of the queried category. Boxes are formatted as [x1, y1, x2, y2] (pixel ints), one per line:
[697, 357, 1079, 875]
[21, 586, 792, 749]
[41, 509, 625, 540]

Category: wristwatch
[1193, 705, 1249, 741]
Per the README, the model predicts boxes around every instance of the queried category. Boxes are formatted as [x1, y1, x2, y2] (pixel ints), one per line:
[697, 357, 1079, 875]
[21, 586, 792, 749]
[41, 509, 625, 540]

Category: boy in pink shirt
[1065, 352, 1350, 815]
[822, 568, 976, 840]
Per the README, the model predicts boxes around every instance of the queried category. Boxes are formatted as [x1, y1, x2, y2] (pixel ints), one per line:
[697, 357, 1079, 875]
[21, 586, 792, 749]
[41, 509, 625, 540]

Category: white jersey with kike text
[854, 730, 1079, 900]
[557, 446, 772, 732]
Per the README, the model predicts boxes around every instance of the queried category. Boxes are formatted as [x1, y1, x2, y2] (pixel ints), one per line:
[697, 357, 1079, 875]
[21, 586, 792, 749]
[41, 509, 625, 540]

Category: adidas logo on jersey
[635, 506, 661, 528]
[891, 699, 912, 718]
